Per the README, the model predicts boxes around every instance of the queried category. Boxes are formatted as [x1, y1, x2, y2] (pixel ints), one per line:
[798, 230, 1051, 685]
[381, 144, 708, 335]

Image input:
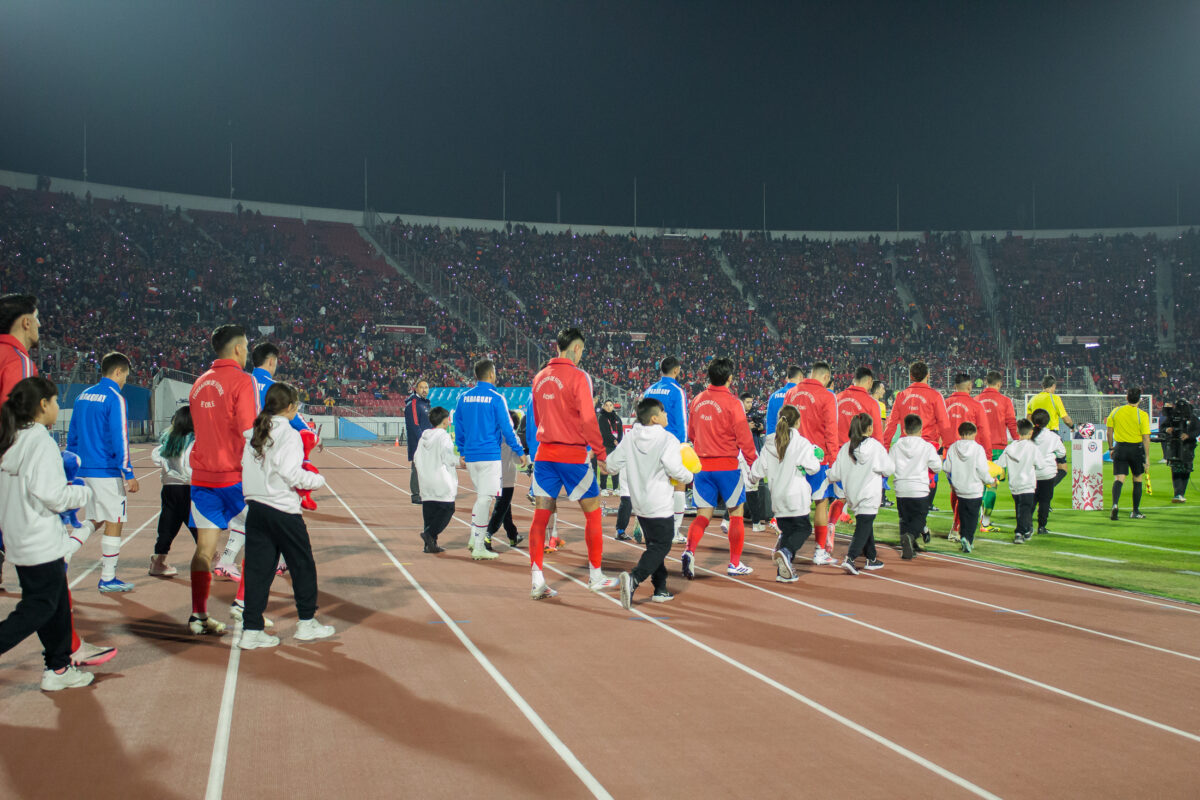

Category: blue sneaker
[98, 577, 134, 593]
[681, 550, 695, 580]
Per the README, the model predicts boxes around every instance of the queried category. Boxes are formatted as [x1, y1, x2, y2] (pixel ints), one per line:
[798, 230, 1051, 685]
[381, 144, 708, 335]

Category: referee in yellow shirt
[1027, 375, 1075, 484]
[1106, 387, 1151, 521]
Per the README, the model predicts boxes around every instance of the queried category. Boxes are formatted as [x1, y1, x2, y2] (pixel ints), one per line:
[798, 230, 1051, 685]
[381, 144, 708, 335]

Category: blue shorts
[693, 469, 746, 509]
[532, 461, 599, 501]
[191, 484, 248, 531]
[806, 465, 835, 501]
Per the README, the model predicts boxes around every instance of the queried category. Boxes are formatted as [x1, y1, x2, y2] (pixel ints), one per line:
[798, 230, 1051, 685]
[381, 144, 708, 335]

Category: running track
[1, 444, 1198, 799]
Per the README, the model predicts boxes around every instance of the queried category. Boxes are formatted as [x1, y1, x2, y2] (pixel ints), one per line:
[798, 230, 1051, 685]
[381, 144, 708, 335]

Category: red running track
[1, 444, 1198, 799]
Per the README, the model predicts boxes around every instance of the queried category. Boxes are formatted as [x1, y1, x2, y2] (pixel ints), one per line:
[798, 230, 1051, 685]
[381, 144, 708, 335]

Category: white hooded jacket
[414, 427, 460, 502]
[241, 416, 326, 514]
[748, 429, 821, 517]
[0, 423, 91, 566]
[152, 439, 194, 486]
[605, 423, 693, 518]
[828, 437, 894, 516]
[890, 435, 942, 498]
[942, 439, 994, 500]
[1031, 429, 1066, 481]
[997, 438, 1039, 494]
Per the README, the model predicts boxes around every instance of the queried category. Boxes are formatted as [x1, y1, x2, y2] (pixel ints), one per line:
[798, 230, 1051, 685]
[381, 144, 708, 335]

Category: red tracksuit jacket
[189, 358, 258, 487]
[976, 387, 1018, 449]
[945, 391, 993, 452]
[0, 334, 36, 406]
[531, 357, 606, 463]
[882, 381, 950, 451]
[783, 378, 838, 465]
[835, 384, 884, 448]
[687, 385, 758, 471]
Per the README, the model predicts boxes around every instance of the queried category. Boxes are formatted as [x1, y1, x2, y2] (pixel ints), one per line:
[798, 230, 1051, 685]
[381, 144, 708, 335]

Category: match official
[1106, 388, 1151, 521]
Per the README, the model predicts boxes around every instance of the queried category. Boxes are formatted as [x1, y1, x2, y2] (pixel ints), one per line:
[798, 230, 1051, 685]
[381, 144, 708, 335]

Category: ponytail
[250, 382, 300, 460]
[1030, 408, 1050, 442]
[0, 376, 58, 458]
[160, 405, 195, 459]
[848, 412, 873, 463]
[774, 405, 800, 457]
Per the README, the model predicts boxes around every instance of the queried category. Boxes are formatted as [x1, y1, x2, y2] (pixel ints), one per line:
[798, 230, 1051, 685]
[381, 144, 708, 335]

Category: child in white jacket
[237, 382, 330, 650]
[149, 405, 197, 576]
[414, 407, 461, 554]
[1030, 408, 1067, 535]
[609, 399, 696, 609]
[828, 413, 895, 574]
[749, 405, 820, 583]
[998, 419, 1039, 543]
[0, 377, 96, 691]
[890, 414, 943, 559]
[942, 421, 998, 553]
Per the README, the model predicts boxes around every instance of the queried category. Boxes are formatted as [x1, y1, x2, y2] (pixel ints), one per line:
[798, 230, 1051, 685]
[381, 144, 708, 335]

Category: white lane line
[329, 452, 1001, 799]
[322, 469, 614, 800]
[1177, 571, 1200, 577]
[1053, 552, 1126, 563]
[205, 643, 242, 800]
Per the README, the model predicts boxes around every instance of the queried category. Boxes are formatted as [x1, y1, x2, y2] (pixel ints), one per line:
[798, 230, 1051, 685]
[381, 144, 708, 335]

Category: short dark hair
[474, 359, 495, 380]
[958, 421, 977, 437]
[954, 373, 972, 388]
[910, 361, 929, 382]
[211, 324, 247, 356]
[870, 379, 884, 394]
[707, 357, 734, 387]
[252, 342, 280, 367]
[429, 406, 450, 426]
[810, 361, 831, 377]
[637, 397, 664, 425]
[740, 392, 753, 402]
[786, 364, 804, 380]
[101, 352, 131, 376]
[986, 370, 1003, 386]
[1042, 374, 1057, 389]
[660, 356, 680, 375]
[1017, 419, 1034, 435]
[903, 414, 923, 435]
[0, 294, 37, 336]
[1127, 387, 1141, 404]
[556, 327, 585, 352]
[854, 366, 874, 383]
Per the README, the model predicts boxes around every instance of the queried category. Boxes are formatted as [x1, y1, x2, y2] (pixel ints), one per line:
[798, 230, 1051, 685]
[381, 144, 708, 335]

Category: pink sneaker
[213, 564, 241, 582]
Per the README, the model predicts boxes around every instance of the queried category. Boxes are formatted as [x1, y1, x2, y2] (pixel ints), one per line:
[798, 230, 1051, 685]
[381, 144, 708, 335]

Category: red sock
[686, 515, 710, 553]
[583, 508, 603, 568]
[235, 563, 246, 603]
[815, 524, 829, 550]
[529, 508, 551, 569]
[728, 516, 745, 565]
[191, 570, 212, 614]
[68, 590, 81, 652]
[829, 499, 845, 521]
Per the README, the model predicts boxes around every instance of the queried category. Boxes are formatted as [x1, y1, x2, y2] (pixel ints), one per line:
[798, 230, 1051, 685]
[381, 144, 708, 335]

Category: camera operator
[1159, 398, 1200, 503]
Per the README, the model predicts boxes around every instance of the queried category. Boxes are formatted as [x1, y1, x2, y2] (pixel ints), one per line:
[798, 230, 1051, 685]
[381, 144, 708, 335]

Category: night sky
[3, 0, 1199, 231]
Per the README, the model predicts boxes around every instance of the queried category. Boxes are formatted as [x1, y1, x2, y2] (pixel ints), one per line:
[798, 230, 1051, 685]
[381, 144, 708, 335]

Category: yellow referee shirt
[1106, 404, 1150, 443]
[878, 399, 887, 420]
[1027, 391, 1067, 430]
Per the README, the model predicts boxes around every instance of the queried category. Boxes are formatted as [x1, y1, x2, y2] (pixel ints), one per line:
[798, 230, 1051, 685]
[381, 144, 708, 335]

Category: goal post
[1019, 394, 1154, 437]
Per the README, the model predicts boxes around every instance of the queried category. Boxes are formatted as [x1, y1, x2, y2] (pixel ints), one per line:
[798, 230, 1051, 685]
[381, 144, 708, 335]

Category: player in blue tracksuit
[454, 359, 526, 559]
[251, 343, 313, 434]
[66, 352, 138, 591]
[643, 356, 690, 539]
[765, 365, 804, 435]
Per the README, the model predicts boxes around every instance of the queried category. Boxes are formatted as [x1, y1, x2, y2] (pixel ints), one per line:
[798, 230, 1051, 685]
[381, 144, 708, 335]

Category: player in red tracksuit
[0, 293, 117, 667]
[526, 327, 615, 600]
[881, 361, 951, 516]
[682, 357, 758, 578]
[836, 366, 885, 448]
[977, 370, 1019, 531]
[783, 362, 839, 564]
[188, 324, 258, 634]
[944, 373, 993, 536]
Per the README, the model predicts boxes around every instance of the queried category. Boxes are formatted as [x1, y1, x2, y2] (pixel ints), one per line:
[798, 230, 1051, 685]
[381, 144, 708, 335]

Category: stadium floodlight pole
[633, 177, 638, 233]
[762, 182, 767, 234]
[1032, 181, 1037, 237]
[895, 184, 900, 241]
[556, 191, 561, 224]
[502, 170, 507, 221]
[82, 121, 88, 184]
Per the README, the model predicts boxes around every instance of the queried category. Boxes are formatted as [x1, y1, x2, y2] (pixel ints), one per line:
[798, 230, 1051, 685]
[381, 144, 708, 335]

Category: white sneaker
[148, 556, 177, 577]
[752, 523, 766, 532]
[811, 548, 836, 566]
[188, 615, 227, 636]
[841, 558, 860, 575]
[238, 629, 281, 649]
[472, 542, 499, 560]
[589, 573, 619, 591]
[727, 562, 753, 576]
[948, 530, 961, 543]
[672, 532, 687, 544]
[41, 665, 94, 691]
[213, 563, 241, 581]
[229, 601, 274, 628]
[530, 582, 558, 600]
[720, 520, 730, 533]
[295, 618, 336, 641]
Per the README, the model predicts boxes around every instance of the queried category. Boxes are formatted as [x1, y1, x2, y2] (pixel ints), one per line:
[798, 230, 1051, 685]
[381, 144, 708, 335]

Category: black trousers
[486, 486, 519, 540]
[600, 470, 620, 491]
[630, 516, 672, 591]
[244, 501, 319, 631]
[956, 497, 983, 544]
[1034, 479, 1055, 529]
[776, 515, 813, 556]
[616, 496, 633, 533]
[1173, 472, 1191, 497]
[847, 513, 878, 561]
[755, 483, 772, 523]
[896, 496, 929, 537]
[155, 484, 198, 555]
[744, 489, 762, 524]
[410, 463, 422, 501]
[0, 560, 72, 670]
[1013, 492, 1036, 536]
[422, 501, 456, 542]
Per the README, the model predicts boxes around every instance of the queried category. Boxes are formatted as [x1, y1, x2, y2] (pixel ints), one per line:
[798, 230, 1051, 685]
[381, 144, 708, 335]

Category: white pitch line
[329, 451, 1002, 799]
[334, 448, 1200, 745]
[322, 467, 614, 800]
[1177, 571, 1200, 577]
[205, 640, 242, 800]
[1053, 552, 1126, 563]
